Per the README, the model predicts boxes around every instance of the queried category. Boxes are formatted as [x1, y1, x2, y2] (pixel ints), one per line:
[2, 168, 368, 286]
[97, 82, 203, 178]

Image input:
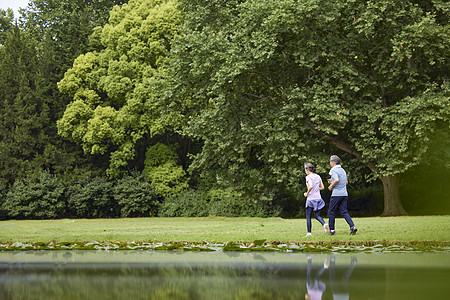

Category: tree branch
[246, 70, 287, 101]
[307, 121, 376, 171]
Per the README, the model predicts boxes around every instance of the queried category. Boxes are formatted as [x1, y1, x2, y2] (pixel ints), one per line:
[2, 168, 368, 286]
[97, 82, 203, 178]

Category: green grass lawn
[1, 216, 449, 246]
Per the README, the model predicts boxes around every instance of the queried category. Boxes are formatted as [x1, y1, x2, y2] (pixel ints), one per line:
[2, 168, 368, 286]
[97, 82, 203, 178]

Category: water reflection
[305, 255, 327, 300]
[0, 251, 448, 299]
[305, 255, 357, 300]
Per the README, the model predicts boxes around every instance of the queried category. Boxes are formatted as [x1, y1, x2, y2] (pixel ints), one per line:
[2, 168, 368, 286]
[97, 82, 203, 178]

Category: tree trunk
[380, 174, 408, 216]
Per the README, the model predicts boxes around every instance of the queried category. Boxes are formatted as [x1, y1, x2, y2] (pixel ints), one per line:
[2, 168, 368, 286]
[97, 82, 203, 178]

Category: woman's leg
[314, 210, 325, 226]
[306, 207, 313, 233]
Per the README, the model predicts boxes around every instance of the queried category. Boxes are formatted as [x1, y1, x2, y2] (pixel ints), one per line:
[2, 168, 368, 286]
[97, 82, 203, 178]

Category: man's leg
[328, 196, 340, 232]
[338, 197, 357, 234]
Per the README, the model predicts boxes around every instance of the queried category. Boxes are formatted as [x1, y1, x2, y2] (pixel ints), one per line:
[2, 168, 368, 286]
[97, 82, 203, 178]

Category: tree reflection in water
[0, 251, 447, 299]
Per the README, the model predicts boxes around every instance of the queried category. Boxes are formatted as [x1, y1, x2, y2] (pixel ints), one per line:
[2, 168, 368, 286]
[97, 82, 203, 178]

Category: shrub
[208, 188, 243, 217]
[199, 168, 283, 217]
[3, 171, 65, 219]
[158, 187, 281, 218]
[143, 143, 189, 197]
[67, 177, 116, 218]
[158, 189, 209, 217]
[114, 172, 159, 217]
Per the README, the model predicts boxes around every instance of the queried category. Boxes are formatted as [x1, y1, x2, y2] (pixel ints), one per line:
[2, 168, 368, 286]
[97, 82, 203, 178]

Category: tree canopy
[57, 0, 183, 176]
[167, 0, 450, 215]
[1, 0, 448, 218]
[0, 0, 129, 187]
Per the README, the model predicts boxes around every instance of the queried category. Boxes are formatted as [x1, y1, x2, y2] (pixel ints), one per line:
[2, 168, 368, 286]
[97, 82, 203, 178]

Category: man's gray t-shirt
[330, 165, 348, 196]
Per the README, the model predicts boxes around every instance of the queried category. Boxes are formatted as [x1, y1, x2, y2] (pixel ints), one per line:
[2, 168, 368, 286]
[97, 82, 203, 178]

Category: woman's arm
[304, 180, 313, 197]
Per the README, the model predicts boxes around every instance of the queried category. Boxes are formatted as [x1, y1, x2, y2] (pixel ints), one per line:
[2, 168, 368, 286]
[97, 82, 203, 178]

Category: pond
[0, 251, 448, 299]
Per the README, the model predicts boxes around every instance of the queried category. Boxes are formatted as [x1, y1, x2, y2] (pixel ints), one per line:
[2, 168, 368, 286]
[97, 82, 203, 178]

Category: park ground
[0, 216, 449, 251]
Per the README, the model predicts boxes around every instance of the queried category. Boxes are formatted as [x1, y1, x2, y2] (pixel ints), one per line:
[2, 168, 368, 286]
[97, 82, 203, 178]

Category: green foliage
[0, 26, 52, 186]
[174, 0, 449, 175]
[194, 167, 289, 217]
[114, 172, 159, 217]
[143, 143, 189, 196]
[0, 184, 8, 220]
[2, 172, 65, 219]
[0, 1, 123, 188]
[207, 188, 242, 217]
[158, 185, 281, 217]
[57, 0, 183, 176]
[67, 177, 117, 218]
[0, 8, 14, 44]
[21, 0, 127, 72]
[169, 0, 450, 215]
[0, 0, 447, 219]
[144, 142, 179, 168]
[208, 187, 279, 217]
[158, 189, 209, 217]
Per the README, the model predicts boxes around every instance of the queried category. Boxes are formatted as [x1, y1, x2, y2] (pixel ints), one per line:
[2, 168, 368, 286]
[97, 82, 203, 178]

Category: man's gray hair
[330, 155, 341, 165]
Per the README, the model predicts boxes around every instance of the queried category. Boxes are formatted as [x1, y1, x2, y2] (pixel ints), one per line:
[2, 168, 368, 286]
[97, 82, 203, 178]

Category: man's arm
[328, 178, 339, 191]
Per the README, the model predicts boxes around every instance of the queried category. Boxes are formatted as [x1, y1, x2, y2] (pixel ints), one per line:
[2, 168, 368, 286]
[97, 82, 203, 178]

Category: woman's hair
[304, 162, 316, 173]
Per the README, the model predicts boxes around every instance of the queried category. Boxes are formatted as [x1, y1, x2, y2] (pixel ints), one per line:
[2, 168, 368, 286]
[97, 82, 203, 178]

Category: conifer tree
[0, 26, 49, 185]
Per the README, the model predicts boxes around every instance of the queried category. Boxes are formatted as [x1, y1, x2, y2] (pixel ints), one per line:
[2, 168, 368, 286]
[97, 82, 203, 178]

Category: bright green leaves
[143, 143, 188, 196]
[57, 100, 93, 143]
[57, 0, 183, 176]
[102, 0, 180, 67]
[58, 52, 103, 101]
[58, 103, 122, 156]
[84, 106, 119, 154]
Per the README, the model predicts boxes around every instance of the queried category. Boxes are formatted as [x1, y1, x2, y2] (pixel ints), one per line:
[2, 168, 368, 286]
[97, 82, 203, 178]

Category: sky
[0, 0, 30, 17]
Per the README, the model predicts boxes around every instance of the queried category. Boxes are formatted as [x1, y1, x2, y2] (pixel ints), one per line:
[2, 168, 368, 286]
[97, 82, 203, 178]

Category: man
[327, 155, 357, 235]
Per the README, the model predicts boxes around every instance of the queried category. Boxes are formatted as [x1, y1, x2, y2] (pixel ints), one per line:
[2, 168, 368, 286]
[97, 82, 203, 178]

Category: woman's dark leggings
[306, 207, 325, 233]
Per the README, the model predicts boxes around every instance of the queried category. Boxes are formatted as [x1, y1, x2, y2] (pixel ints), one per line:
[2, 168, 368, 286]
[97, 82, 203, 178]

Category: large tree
[0, 1, 128, 187]
[168, 0, 449, 216]
[0, 26, 50, 185]
[57, 0, 184, 176]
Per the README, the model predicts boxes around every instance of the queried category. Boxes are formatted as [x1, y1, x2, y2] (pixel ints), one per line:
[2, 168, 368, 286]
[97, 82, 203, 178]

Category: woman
[303, 163, 329, 237]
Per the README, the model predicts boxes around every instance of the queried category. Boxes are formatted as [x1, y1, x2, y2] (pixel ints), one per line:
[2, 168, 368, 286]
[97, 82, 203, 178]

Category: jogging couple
[303, 155, 357, 237]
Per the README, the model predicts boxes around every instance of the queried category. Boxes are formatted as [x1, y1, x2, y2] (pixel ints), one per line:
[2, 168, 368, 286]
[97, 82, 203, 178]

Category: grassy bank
[1, 216, 449, 249]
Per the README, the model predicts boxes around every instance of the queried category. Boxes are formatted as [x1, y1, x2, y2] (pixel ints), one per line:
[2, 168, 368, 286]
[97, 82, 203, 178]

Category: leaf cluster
[171, 0, 450, 182]
[57, 0, 183, 177]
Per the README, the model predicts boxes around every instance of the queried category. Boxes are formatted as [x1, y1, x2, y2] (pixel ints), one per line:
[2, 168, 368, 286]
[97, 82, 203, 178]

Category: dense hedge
[0, 171, 160, 220]
[0, 170, 390, 220]
[2, 172, 65, 219]
[0, 173, 288, 219]
[67, 177, 117, 218]
[159, 188, 281, 217]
